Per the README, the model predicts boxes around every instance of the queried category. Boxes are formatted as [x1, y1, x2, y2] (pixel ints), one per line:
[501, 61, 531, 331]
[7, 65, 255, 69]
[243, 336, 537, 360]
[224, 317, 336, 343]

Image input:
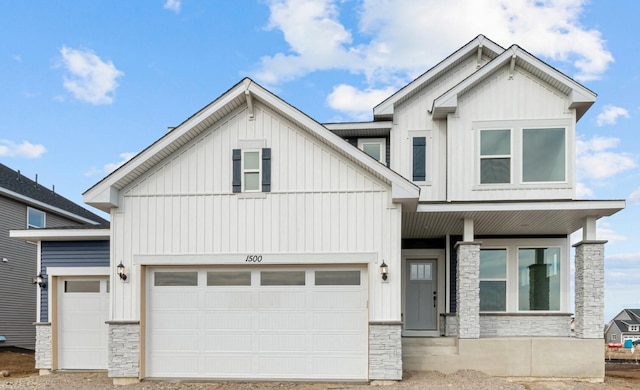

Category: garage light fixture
[380, 261, 388, 281]
[32, 273, 47, 289]
[116, 262, 127, 281]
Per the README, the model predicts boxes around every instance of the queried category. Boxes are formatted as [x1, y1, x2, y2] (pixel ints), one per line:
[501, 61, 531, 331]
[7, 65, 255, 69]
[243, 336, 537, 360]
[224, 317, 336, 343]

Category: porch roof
[403, 199, 625, 239]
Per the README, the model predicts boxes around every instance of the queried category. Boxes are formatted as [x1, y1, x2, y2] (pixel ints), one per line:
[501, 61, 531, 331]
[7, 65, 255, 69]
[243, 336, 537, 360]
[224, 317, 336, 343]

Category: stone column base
[107, 321, 140, 379]
[369, 322, 402, 380]
[34, 323, 52, 370]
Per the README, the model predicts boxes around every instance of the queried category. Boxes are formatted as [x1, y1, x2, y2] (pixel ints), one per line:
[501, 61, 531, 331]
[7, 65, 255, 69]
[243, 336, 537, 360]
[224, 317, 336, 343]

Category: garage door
[57, 278, 109, 369]
[146, 266, 368, 380]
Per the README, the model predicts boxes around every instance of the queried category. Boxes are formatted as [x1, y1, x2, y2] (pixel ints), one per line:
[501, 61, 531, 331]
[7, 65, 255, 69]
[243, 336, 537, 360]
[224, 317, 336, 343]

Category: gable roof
[432, 44, 596, 120]
[373, 35, 505, 119]
[0, 163, 107, 225]
[627, 309, 640, 321]
[84, 78, 419, 212]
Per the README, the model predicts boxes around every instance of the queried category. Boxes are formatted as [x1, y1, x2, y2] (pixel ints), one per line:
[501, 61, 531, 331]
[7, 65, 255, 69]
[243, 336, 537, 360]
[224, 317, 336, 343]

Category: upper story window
[27, 207, 45, 229]
[477, 121, 569, 186]
[232, 148, 271, 193]
[358, 138, 386, 164]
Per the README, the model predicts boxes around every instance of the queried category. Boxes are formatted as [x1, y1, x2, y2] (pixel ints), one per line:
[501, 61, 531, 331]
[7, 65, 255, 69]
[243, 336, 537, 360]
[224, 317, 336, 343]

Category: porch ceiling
[403, 200, 625, 239]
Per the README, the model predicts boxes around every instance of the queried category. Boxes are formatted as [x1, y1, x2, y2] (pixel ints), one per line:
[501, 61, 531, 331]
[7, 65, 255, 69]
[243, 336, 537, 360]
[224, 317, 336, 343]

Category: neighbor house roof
[0, 163, 108, 225]
[84, 78, 419, 212]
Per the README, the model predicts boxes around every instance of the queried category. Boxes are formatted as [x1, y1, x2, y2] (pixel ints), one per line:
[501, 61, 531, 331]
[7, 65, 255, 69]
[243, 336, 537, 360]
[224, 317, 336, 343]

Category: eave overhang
[432, 46, 596, 121]
[404, 200, 625, 239]
[10, 228, 110, 241]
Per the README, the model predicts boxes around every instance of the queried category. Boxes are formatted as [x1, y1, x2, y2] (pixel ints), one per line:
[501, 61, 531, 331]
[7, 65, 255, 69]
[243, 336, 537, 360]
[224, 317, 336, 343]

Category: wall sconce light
[116, 262, 127, 281]
[380, 261, 388, 281]
[32, 273, 47, 289]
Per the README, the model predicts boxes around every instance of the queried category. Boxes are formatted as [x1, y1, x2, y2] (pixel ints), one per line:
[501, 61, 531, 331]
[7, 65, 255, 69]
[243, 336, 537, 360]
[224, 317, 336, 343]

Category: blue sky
[0, 0, 637, 321]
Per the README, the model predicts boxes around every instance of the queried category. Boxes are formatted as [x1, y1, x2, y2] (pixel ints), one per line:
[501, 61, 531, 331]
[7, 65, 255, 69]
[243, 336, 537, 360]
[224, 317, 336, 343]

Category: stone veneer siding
[107, 321, 140, 378]
[440, 314, 571, 337]
[455, 242, 481, 339]
[574, 241, 607, 339]
[369, 322, 402, 380]
[34, 323, 51, 369]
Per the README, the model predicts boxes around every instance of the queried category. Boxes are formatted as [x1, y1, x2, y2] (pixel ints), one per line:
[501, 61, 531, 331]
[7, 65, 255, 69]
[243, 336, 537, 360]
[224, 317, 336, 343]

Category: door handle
[433, 291, 437, 308]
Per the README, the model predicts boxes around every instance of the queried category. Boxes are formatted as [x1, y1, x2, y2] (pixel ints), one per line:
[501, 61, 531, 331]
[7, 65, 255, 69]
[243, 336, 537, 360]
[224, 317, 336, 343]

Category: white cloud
[575, 182, 594, 199]
[596, 221, 627, 244]
[163, 0, 181, 13]
[254, 0, 613, 89]
[596, 105, 630, 126]
[629, 188, 640, 204]
[576, 136, 636, 180]
[59, 46, 124, 105]
[326, 84, 396, 120]
[85, 152, 135, 177]
[12, 54, 22, 63]
[0, 140, 46, 159]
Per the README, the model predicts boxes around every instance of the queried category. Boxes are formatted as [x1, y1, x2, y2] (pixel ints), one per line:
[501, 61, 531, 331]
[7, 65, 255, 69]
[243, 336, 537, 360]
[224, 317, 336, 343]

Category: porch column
[573, 240, 607, 339]
[455, 240, 481, 339]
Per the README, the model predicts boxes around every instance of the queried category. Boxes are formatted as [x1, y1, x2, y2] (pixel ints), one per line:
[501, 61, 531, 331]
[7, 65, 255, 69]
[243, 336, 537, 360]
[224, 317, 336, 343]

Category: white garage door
[57, 278, 109, 369]
[146, 266, 368, 380]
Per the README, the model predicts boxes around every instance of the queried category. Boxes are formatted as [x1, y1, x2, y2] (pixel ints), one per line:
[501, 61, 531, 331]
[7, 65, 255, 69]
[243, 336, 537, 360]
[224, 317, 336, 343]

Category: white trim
[241, 149, 262, 192]
[0, 186, 101, 225]
[135, 252, 376, 266]
[10, 228, 110, 241]
[323, 121, 392, 131]
[417, 200, 625, 213]
[27, 207, 46, 229]
[46, 267, 110, 276]
[36, 241, 42, 322]
[357, 138, 386, 164]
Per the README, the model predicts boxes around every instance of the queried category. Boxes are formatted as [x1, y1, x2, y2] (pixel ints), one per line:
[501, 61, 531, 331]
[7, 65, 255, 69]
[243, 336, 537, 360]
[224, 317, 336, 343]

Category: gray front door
[405, 259, 437, 330]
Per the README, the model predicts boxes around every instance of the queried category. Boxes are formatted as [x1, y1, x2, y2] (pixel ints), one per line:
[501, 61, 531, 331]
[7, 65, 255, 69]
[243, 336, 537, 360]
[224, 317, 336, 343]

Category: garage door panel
[204, 291, 253, 309]
[61, 330, 106, 347]
[147, 267, 368, 380]
[60, 314, 104, 329]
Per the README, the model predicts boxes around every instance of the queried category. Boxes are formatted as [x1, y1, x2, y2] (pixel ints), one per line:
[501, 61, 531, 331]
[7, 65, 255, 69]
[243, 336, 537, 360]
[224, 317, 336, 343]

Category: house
[17, 35, 625, 384]
[0, 163, 107, 351]
[605, 309, 640, 345]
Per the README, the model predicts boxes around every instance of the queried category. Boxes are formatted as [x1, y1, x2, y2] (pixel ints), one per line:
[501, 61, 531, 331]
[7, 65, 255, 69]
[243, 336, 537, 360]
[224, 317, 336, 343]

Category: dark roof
[0, 163, 108, 225]
[628, 309, 640, 321]
[614, 320, 640, 334]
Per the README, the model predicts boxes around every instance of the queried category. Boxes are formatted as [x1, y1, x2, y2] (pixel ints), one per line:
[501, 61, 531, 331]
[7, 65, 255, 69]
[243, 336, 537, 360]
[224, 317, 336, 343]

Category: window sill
[472, 183, 571, 191]
[237, 192, 267, 199]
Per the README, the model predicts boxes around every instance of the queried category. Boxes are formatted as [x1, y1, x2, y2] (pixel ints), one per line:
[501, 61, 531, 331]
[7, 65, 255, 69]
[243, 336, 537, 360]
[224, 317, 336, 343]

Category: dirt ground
[1, 350, 640, 389]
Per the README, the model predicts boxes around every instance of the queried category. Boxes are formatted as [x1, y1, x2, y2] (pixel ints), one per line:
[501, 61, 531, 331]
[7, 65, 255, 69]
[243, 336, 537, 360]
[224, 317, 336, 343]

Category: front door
[405, 259, 437, 331]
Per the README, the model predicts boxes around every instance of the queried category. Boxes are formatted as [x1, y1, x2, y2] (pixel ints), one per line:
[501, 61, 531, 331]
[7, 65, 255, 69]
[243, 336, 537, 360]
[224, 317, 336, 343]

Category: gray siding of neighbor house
[39, 240, 110, 322]
[0, 196, 89, 350]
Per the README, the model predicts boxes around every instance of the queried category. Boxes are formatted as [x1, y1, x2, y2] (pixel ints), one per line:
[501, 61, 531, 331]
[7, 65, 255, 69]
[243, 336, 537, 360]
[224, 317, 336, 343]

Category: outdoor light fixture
[32, 273, 47, 289]
[380, 261, 388, 281]
[116, 262, 127, 281]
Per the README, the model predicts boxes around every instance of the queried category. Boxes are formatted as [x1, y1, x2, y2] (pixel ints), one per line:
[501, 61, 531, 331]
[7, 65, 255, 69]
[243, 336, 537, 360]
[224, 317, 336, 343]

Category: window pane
[207, 271, 251, 286]
[244, 151, 260, 169]
[518, 248, 560, 310]
[244, 172, 259, 191]
[481, 130, 510, 155]
[481, 158, 510, 183]
[410, 263, 432, 280]
[362, 143, 381, 161]
[480, 249, 506, 279]
[154, 271, 198, 286]
[315, 271, 360, 285]
[523, 128, 565, 182]
[261, 271, 305, 286]
[480, 281, 506, 311]
[65, 280, 100, 293]
[28, 208, 45, 228]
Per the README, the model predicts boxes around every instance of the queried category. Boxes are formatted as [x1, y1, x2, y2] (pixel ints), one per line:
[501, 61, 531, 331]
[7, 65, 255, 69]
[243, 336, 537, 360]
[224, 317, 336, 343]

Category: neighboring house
[0, 163, 107, 350]
[605, 309, 640, 345]
[22, 35, 625, 384]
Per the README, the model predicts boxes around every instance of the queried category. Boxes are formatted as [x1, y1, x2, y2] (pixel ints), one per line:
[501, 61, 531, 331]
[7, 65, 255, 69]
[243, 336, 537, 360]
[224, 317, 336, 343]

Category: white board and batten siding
[110, 101, 403, 322]
[447, 64, 576, 201]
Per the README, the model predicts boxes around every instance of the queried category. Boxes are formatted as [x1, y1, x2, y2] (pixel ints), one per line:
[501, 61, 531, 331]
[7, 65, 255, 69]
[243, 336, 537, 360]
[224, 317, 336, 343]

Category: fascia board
[83, 79, 251, 208]
[417, 200, 625, 214]
[374, 35, 505, 117]
[247, 83, 419, 205]
[10, 228, 110, 241]
[0, 187, 102, 225]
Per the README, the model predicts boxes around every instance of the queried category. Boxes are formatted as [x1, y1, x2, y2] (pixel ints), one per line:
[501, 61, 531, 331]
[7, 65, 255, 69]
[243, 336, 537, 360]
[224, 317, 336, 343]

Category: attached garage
[57, 277, 109, 370]
[145, 266, 368, 380]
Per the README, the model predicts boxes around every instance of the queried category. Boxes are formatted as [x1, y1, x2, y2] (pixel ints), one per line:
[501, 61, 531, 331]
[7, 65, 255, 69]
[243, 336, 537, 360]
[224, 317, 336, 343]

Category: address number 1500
[245, 255, 263, 262]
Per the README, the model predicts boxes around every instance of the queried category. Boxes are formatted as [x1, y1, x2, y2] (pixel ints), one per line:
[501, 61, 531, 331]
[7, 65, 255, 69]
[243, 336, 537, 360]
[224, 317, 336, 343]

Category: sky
[0, 0, 638, 322]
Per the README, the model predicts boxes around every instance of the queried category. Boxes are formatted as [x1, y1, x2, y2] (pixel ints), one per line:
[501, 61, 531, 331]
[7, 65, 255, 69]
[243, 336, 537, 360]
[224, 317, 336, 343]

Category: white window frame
[611, 334, 617, 340]
[474, 119, 572, 189]
[358, 138, 386, 164]
[479, 238, 569, 313]
[27, 207, 46, 229]
[479, 129, 512, 185]
[241, 149, 262, 192]
[479, 247, 508, 313]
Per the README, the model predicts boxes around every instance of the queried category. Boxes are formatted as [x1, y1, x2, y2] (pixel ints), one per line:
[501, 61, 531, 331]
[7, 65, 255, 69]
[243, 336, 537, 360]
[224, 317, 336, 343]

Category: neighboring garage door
[57, 278, 109, 369]
[146, 266, 368, 380]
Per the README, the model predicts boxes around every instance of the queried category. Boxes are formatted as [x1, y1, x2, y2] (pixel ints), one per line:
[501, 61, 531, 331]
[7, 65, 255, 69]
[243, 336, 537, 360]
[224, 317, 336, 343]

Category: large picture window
[518, 247, 561, 311]
[479, 249, 507, 312]
[522, 128, 565, 182]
